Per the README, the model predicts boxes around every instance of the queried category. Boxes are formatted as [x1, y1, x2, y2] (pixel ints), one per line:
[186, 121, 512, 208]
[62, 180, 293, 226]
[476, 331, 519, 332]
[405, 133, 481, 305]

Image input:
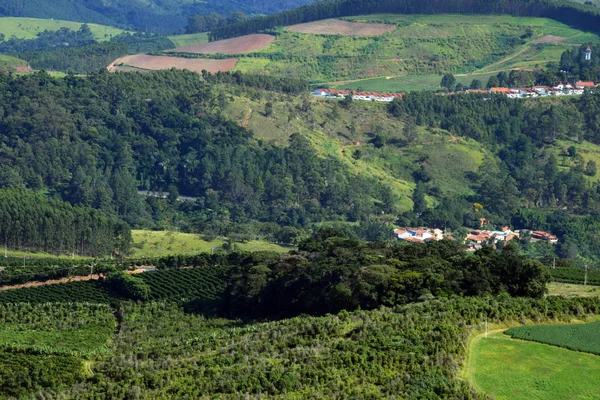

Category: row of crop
[139, 268, 228, 301]
[550, 267, 600, 286]
[0, 281, 123, 304]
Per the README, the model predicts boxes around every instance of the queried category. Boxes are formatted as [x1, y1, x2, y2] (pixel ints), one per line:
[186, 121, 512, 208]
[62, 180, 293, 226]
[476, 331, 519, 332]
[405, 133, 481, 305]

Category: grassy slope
[230, 14, 599, 92]
[0, 54, 28, 71]
[130, 230, 289, 258]
[223, 92, 488, 210]
[168, 32, 209, 48]
[471, 332, 600, 400]
[0, 17, 126, 41]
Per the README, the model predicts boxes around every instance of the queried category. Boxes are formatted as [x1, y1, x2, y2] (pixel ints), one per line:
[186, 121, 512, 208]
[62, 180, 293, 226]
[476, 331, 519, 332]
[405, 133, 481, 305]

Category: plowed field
[287, 19, 396, 36]
[114, 55, 238, 73]
[170, 34, 275, 54]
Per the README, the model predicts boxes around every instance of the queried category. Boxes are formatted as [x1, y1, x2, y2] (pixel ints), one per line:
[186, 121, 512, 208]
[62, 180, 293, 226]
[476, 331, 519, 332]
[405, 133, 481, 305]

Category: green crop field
[168, 32, 209, 48]
[471, 331, 600, 400]
[506, 320, 600, 355]
[0, 17, 126, 41]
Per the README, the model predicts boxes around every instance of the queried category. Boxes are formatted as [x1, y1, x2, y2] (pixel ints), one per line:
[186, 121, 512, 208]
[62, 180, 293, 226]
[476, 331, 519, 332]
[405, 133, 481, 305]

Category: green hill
[160, 14, 600, 92]
[0, 17, 127, 41]
[0, 54, 29, 71]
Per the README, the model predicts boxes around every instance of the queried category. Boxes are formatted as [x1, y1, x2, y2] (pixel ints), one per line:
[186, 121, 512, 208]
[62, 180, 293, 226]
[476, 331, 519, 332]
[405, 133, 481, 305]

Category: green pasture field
[168, 32, 209, 48]
[0, 17, 126, 41]
[471, 331, 600, 399]
[130, 230, 290, 258]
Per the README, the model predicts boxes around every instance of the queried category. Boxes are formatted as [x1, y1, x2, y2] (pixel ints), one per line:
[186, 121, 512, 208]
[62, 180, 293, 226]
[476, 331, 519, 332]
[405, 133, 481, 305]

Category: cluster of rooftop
[313, 89, 404, 102]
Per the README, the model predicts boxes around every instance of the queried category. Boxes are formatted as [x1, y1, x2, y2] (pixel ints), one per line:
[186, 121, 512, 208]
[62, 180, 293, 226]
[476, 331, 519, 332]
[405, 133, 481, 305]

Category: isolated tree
[568, 146, 578, 157]
[264, 101, 273, 117]
[340, 92, 353, 108]
[412, 181, 427, 215]
[440, 73, 456, 90]
[486, 75, 500, 88]
[586, 160, 597, 176]
[403, 117, 419, 144]
[470, 79, 483, 90]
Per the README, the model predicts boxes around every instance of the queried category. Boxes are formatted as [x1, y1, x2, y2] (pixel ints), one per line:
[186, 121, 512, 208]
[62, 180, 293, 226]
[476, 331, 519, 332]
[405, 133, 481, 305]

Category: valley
[1, 0, 600, 399]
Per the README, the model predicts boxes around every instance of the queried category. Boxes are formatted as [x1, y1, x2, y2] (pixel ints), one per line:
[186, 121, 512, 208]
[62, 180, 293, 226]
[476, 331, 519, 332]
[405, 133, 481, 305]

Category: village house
[394, 227, 444, 243]
[313, 88, 403, 102]
[530, 230, 558, 244]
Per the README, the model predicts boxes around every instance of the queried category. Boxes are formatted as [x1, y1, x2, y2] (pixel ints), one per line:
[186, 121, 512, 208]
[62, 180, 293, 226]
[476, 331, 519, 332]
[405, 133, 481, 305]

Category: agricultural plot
[471, 331, 600, 400]
[550, 267, 600, 286]
[168, 32, 209, 48]
[169, 34, 275, 54]
[139, 267, 227, 301]
[113, 54, 238, 73]
[287, 19, 396, 36]
[0, 280, 122, 303]
[506, 320, 600, 355]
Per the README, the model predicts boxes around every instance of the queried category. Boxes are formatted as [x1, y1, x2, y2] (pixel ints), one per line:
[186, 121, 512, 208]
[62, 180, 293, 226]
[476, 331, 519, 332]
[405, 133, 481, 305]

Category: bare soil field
[114, 54, 238, 73]
[287, 19, 396, 36]
[534, 34, 579, 45]
[169, 34, 275, 54]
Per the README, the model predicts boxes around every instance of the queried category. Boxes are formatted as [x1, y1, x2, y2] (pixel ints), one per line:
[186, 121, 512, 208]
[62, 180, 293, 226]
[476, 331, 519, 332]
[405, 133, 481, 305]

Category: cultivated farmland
[506, 320, 600, 355]
[112, 54, 238, 73]
[287, 19, 396, 36]
[169, 34, 275, 54]
[471, 331, 600, 400]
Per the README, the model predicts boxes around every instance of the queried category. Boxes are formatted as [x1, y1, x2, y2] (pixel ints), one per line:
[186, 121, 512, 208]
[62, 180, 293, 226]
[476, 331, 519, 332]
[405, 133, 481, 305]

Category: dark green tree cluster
[227, 233, 549, 318]
[210, 0, 600, 41]
[0, 188, 130, 256]
[185, 11, 248, 34]
[559, 43, 600, 81]
[0, 24, 95, 54]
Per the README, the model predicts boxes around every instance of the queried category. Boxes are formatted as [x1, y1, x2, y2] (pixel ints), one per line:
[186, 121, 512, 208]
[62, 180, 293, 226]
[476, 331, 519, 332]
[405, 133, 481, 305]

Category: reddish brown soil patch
[13, 65, 32, 73]
[169, 34, 275, 54]
[116, 54, 238, 73]
[0, 269, 148, 291]
[534, 35, 568, 44]
[287, 19, 396, 36]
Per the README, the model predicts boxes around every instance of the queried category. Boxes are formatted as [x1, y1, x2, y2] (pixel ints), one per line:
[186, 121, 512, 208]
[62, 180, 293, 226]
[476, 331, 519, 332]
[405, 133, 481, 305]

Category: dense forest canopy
[210, 0, 600, 40]
[0, 70, 395, 242]
[0, 0, 316, 33]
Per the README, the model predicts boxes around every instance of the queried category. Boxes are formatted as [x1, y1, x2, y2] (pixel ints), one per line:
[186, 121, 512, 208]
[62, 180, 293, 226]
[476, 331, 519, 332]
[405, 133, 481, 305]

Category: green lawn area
[130, 230, 290, 258]
[471, 331, 600, 400]
[168, 32, 209, 48]
[0, 17, 126, 41]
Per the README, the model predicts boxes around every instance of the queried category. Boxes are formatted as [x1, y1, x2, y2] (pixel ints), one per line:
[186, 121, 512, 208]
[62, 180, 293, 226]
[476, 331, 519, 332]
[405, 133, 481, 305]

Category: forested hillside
[0, 0, 315, 33]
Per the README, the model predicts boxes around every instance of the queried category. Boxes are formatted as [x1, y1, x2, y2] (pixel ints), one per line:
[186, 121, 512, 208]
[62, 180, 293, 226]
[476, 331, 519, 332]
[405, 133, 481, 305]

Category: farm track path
[0, 269, 148, 291]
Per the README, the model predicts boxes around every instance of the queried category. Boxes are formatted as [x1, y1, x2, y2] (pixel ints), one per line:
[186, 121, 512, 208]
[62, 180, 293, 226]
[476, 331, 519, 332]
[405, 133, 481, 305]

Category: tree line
[0, 188, 130, 256]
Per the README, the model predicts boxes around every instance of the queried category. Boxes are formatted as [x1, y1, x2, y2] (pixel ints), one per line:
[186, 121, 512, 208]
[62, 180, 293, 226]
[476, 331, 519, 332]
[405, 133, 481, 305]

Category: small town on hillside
[314, 81, 598, 101]
[394, 225, 558, 251]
